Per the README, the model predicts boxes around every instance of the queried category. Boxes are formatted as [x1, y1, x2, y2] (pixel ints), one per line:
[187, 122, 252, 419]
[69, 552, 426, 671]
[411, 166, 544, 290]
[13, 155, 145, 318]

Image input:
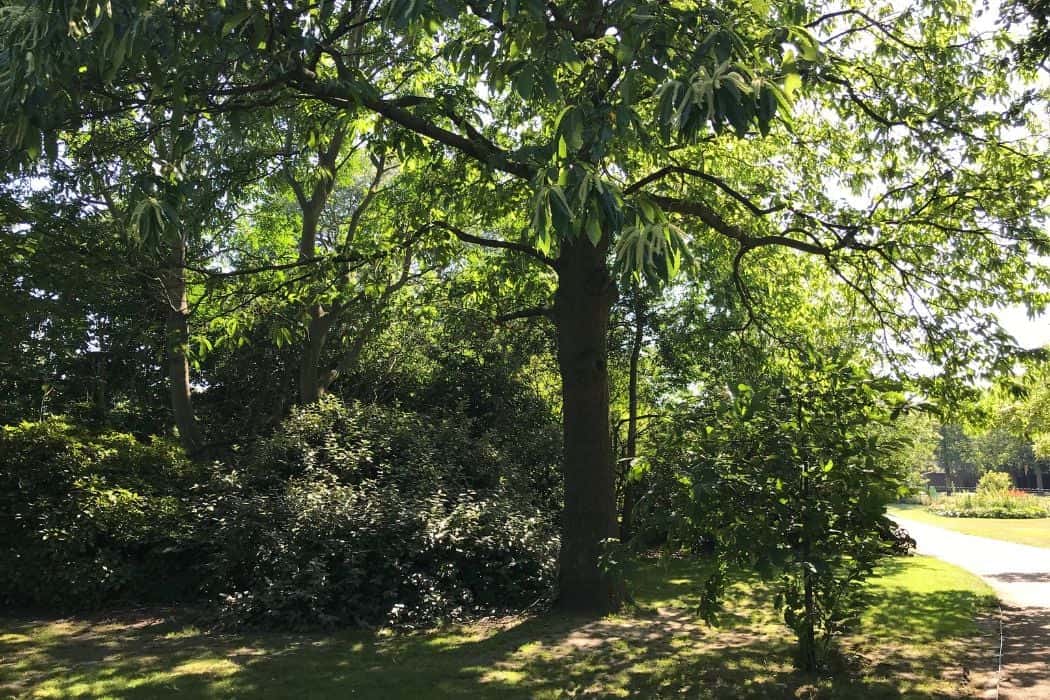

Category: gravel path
[890, 514, 1050, 699]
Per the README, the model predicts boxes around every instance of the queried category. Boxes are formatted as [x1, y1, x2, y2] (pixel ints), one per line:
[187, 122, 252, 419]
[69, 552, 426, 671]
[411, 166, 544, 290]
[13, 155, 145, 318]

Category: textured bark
[163, 239, 204, 455]
[299, 308, 335, 404]
[290, 130, 342, 405]
[554, 236, 623, 614]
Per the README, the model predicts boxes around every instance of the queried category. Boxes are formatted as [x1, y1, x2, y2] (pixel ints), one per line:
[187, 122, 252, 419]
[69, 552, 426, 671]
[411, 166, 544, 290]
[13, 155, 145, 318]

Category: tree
[650, 347, 912, 670]
[936, 424, 979, 489]
[975, 365, 1050, 489]
[0, 192, 169, 430]
[3, 0, 1047, 613]
[1008, 0, 1050, 67]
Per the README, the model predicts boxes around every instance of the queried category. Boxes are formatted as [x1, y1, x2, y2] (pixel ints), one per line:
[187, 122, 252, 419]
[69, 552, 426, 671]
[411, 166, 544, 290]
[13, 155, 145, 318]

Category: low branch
[496, 306, 553, 323]
[431, 220, 556, 268]
[182, 252, 369, 278]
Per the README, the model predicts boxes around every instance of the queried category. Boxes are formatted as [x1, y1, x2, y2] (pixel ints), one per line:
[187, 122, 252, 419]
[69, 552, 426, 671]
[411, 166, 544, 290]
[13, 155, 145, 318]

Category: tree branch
[294, 71, 536, 180]
[431, 220, 556, 268]
[651, 195, 835, 256]
[626, 165, 785, 216]
[496, 306, 553, 323]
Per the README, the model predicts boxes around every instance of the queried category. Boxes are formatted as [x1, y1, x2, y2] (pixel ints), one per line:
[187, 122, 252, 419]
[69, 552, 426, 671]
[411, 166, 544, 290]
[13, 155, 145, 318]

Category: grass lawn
[0, 556, 996, 699]
[889, 503, 1050, 549]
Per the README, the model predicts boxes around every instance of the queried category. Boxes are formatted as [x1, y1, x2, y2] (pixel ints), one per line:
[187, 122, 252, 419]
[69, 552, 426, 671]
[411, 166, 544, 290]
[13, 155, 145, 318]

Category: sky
[999, 305, 1050, 349]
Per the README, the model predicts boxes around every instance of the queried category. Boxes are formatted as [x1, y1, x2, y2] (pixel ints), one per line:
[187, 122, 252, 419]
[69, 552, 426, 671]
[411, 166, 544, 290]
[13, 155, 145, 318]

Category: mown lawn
[0, 556, 996, 699]
[889, 503, 1050, 549]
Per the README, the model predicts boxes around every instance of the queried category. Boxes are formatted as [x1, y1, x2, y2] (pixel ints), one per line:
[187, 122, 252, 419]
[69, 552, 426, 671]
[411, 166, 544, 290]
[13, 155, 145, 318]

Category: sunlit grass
[890, 503, 1050, 548]
[1, 556, 995, 699]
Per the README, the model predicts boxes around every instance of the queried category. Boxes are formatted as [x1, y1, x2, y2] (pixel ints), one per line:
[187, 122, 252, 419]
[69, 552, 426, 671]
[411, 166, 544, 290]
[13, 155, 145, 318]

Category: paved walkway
[890, 515, 1050, 699]
[890, 516, 1050, 608]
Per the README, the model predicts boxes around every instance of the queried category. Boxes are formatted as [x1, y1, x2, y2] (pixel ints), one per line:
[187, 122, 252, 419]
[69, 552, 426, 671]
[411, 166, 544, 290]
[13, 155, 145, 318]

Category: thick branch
[651, 195, 835, 256]
[294, 71, 536, 180]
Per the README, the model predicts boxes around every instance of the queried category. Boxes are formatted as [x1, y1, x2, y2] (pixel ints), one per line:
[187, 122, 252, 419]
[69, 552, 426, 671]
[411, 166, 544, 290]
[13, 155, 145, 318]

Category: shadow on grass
[987, 572, 1050, 584]
[861, 560, 994, 645]
[998, 606, 1050, 698]
[0, 558, 992, 699]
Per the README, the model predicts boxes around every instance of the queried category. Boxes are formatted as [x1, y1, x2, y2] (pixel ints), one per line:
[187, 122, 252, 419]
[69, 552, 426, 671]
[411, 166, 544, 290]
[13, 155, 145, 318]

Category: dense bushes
[0, 420, 204, 608]
[929, 471, 1049, 518]
[1, 399, 559, 626]
[207, 398, 557, 627]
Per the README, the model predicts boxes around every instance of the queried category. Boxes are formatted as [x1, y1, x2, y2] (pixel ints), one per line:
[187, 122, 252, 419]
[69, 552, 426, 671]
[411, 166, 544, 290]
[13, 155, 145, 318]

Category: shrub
[204, 397, 558, 628]
[977, 471, 1013, 495]
[1, 399, 561, 626]
[0, 419, 203, 609]
[929, 489, 1048, 519]
[929, 473, 1048, 518]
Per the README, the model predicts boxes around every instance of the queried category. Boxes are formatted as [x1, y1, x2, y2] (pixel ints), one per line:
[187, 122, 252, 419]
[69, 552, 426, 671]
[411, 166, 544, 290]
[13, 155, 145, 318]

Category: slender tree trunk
[619, 290, 645, 542]
[554, 236, 623, 614]
[295, 200, 332, 404]
[163, 239, 204, 455]
[91, 351, 107, 421]
[299, 309, 333, 404]
[1036, 467, 1045, 491]
[801, 566, 817, 671]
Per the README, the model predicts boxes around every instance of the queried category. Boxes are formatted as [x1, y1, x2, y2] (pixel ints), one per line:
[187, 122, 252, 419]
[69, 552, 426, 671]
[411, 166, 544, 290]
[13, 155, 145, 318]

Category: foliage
[977, 470, 1014, 495]
[0, 419, 202, 609]
[647, 349, 911, 670]
[0, 396, 561, 625]
[202, 397, 558, 628]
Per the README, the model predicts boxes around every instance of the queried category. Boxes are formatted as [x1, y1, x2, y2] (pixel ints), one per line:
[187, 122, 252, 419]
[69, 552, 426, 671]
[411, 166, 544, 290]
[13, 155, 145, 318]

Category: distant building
[923, 471, 947, 490]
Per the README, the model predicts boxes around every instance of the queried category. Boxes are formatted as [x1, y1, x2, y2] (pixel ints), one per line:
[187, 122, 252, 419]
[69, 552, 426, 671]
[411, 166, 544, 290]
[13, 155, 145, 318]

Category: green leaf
[750, 0, 770, 17]
[585, 214, 602, 246]
[556, 107, 584, 152]
[512, 69, 534, 100]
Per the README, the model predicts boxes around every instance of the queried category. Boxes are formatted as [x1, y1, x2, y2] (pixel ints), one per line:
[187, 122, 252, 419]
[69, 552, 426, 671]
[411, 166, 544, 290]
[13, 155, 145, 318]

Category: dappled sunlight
[997, 606, 1050, 698]
[0, 557, 1000, 699]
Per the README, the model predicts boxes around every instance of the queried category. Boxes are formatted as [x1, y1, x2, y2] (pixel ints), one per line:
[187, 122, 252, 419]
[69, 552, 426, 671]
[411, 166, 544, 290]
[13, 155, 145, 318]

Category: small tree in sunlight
[976, 471, 1013, 495]
[660, 349, 912, 671]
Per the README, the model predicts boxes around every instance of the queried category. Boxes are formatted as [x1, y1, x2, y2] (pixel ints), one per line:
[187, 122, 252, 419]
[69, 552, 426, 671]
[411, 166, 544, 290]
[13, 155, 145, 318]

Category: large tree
[2, 0, 1047, 612]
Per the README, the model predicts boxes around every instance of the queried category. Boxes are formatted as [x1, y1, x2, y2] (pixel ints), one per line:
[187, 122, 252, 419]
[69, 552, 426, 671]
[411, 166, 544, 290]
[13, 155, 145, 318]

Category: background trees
[1, 0, 1047, 622]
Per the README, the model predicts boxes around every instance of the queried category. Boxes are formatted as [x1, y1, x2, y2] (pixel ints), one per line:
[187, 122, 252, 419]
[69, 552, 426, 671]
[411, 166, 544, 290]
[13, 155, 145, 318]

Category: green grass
[890, 503, 1050, 548]
[0, 556, 996, 699]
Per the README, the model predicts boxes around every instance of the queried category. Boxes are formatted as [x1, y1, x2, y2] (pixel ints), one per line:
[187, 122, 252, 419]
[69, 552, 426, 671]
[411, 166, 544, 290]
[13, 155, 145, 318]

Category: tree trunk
[299, 308, 333, 404]
[90, 350, 107, 421]
[1037, 467, 1045, 491]
[554, 236, 623, 614]
[619, 290, 645, 542]
[163, 239, 204, 455]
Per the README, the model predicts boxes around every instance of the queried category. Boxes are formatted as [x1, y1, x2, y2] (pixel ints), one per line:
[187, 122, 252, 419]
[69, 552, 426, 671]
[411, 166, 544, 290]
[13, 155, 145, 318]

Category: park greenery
[929, 471, 1050, 518]
[1, 0, 1049, 689]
